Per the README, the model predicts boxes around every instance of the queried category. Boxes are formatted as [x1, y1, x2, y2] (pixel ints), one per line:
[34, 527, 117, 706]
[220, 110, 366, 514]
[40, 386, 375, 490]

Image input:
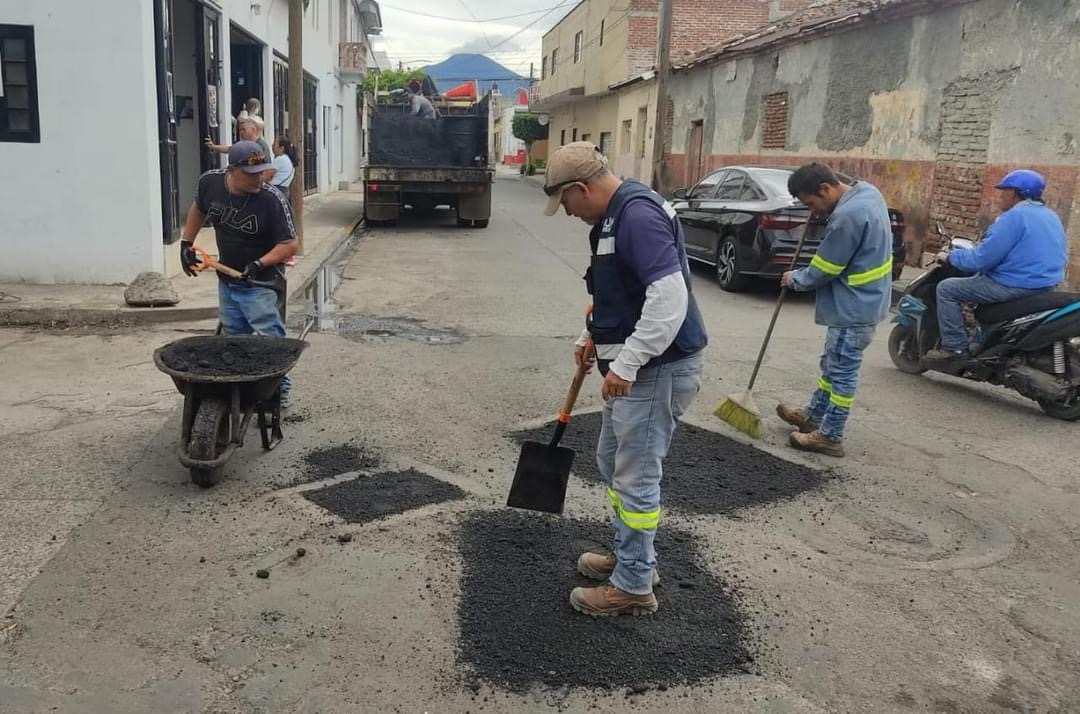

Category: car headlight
[1070, 336, 1080, 349]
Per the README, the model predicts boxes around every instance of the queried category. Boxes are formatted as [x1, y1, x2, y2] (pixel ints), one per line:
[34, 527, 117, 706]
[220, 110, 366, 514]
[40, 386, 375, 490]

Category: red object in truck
[444, 81, 477, 99]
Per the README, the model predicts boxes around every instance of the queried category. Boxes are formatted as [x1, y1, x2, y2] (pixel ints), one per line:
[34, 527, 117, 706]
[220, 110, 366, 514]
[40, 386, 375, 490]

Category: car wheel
[715, 237, 749, 292]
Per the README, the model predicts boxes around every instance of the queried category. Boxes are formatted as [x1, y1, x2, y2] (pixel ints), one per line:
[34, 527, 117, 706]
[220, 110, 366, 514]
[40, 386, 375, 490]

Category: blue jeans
[596, 352, 704, 595]
[805, 326, 876, 442]
[218, 281, 291, 398]
[936, 274, 1045, 351]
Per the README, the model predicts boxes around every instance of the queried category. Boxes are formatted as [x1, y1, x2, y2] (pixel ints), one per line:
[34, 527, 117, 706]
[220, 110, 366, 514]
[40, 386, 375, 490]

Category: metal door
[197, 5, 221, 172]
[153, 0, 181, 244]
[303, 74, 318, 194]
[687, 121, 704, 187]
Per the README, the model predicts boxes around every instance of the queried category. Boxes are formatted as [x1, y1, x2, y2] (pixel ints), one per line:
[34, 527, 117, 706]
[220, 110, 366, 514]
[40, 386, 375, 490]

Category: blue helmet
[995, 169, 1046, 200]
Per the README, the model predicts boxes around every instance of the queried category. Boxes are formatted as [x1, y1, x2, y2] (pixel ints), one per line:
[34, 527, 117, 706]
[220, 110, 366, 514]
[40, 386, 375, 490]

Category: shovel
[507, 341, 594, 514]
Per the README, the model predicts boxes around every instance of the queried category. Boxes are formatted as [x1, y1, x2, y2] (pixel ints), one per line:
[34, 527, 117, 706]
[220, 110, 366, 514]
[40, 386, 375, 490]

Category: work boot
[775, 403, 817, 433]
[569, 583, 658, 617]
[789, 430, 845, 458]
[924, 348, 968, 364]
[577, 552, 660, 586]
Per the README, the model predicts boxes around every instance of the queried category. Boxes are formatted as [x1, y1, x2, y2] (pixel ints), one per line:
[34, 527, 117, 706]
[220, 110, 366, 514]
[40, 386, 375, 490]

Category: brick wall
[627, 0, 816, 65]
[761, 92, 789, 149]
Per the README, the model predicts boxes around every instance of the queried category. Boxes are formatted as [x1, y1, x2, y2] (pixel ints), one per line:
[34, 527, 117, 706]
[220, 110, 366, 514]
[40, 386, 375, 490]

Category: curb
[0, 214, 363, 329]
[0, 304, 218, 328]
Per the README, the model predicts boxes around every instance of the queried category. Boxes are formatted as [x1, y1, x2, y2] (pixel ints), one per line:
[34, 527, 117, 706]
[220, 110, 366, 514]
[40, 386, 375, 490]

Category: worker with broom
[776, 163, 893, 457]
[543, 142, 708, 617]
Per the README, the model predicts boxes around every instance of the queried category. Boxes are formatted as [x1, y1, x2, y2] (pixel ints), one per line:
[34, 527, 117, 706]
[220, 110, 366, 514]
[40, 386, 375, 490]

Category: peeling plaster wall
[668, 0, 1080, 283]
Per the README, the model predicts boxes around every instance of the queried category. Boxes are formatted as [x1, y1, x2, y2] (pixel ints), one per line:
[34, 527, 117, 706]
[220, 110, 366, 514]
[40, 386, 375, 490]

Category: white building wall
[0, 0, 163, 284]
[0, 0, 370, 285]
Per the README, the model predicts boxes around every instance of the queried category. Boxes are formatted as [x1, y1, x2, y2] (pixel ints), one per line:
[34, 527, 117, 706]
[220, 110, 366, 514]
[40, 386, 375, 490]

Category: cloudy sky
[373, 0, 576, 77]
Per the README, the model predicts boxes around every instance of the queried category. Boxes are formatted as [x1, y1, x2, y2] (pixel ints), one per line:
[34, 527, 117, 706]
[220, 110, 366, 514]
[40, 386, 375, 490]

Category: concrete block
[123, 272, 179, 307]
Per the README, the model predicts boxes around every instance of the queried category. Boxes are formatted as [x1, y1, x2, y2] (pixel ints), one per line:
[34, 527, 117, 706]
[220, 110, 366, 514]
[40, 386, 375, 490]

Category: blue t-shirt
[615, 200, 683, 290]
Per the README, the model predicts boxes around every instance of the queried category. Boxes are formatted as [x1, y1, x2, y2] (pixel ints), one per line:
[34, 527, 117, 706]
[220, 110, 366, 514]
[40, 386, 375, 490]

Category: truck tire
[473, 219, 489, 228]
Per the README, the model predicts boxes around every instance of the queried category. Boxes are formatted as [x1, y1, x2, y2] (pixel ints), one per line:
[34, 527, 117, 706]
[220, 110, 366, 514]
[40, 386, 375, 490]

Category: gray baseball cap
[228, 140, 273, 174]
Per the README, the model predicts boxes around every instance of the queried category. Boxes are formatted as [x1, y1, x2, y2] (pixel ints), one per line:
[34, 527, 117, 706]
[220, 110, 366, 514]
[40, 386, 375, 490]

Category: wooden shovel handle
[558, 340, 594, 423]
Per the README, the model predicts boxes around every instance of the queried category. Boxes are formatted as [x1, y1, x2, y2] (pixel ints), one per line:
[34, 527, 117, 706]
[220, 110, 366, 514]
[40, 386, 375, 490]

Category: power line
[378, 3, 567, 23]
[485, 0, 576, 52]
[457, 0, 494, 51]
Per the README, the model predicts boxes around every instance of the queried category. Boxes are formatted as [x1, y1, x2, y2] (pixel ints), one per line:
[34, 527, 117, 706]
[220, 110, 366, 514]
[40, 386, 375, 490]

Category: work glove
[241, 259, 263, 281]
[180, 241, 200, 277]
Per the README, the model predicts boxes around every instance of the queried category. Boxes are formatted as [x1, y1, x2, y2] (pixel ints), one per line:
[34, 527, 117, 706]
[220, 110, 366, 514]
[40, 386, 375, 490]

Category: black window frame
[574, 31, 583, 63]
[0, 24, 41, 144]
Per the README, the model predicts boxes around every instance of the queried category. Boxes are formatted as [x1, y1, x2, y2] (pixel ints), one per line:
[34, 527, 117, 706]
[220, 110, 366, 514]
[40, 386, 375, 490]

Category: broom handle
[745, 223, 814, 391]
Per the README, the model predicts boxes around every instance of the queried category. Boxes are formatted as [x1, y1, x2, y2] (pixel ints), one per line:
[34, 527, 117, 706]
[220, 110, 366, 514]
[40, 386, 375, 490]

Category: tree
[361, 68, 426, 97]
[511, 113, 549, 171]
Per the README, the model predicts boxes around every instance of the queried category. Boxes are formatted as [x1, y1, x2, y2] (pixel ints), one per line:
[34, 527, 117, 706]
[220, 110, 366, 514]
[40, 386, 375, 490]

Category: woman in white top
[270, 137, 297, 189]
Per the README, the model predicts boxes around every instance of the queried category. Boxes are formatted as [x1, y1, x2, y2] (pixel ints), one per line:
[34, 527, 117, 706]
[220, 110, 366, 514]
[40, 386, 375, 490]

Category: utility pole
[288, 0, 305, 252]
[650, 0, 673, 194]
[529, 62, 534, 81]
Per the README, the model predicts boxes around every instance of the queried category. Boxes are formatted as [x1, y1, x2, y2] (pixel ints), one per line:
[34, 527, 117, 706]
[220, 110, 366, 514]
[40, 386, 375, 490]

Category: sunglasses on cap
[542, 179, 587, 197]
[234, 152, 268, 166]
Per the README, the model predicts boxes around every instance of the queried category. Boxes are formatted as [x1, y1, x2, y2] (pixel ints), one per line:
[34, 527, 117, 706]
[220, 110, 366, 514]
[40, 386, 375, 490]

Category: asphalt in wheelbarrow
[159, 336, 305, 378]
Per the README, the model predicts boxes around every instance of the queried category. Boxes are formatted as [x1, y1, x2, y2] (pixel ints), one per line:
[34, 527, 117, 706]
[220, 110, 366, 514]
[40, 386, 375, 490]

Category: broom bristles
[713, 390, 764, 439]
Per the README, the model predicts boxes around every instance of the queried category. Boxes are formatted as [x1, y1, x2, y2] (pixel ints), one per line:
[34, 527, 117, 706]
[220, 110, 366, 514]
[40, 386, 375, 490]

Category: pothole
[318, 315, 466, 345]
[457, 510, 753, 692]
[510, 413, 827, 515]
[303, 468, 466, 523]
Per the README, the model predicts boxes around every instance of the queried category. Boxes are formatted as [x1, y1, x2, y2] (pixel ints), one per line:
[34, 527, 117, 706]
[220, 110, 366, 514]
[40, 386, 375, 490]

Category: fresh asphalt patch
[303, 468, 466, 524]
[457, 510, 752, 692]
[510, 412, 826, 515]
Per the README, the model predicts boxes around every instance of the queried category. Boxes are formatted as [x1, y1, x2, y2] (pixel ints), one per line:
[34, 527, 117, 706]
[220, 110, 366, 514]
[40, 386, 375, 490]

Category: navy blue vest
[585, 180, 708, 374]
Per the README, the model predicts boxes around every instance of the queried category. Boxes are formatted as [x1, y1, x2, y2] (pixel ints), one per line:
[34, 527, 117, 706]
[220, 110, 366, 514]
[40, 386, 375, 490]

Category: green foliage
[362, 69, 426, 97]
[511, 113, 549, 146]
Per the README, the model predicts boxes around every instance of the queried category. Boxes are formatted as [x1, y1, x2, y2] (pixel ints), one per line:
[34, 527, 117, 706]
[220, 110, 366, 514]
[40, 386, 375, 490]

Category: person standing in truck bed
[407, 80, 438, 120]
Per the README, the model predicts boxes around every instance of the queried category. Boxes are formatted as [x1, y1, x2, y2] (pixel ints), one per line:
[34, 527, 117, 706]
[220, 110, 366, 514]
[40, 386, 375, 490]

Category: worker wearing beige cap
[544, 142, 708, 617]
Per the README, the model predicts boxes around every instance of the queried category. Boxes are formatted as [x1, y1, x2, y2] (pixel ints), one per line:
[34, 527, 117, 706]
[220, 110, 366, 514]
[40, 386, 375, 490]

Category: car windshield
[747, 169, 794, 199]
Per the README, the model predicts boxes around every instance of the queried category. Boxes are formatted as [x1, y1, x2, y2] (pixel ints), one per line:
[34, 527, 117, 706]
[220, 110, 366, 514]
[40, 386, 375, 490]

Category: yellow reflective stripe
[606, 488, 661, 531]
[817, 377, 832, 393]
[810, 254, 846, 275]
[830, 392, 855, 409]
[847, 258, 893, 287]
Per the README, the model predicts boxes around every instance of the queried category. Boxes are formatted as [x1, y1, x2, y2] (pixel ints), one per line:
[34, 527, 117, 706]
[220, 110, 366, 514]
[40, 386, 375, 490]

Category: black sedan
[671, 166, 906, 292]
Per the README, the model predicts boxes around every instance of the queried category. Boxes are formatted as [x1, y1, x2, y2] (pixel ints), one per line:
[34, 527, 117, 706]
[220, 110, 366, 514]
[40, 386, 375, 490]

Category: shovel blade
[506, 440, 575, 514]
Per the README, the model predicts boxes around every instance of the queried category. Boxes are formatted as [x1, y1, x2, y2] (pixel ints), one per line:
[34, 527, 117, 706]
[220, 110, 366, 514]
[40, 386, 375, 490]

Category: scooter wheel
[1038, 390, 1080, 421]
[888, 324, 927, 375]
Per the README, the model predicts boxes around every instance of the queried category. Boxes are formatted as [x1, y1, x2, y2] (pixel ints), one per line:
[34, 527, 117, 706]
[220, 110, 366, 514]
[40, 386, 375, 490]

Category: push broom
[714, 225, 812, 438]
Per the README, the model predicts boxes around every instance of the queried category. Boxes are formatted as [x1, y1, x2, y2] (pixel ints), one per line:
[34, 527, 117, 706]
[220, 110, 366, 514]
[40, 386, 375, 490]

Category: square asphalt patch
[510, 412, 826, 515]
[457, 510, 752, 692]
[303, 468, 465, 524]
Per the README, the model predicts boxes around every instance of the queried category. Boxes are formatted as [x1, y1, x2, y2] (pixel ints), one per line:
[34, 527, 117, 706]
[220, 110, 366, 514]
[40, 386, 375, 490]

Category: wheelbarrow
[153, 334, 308, 487]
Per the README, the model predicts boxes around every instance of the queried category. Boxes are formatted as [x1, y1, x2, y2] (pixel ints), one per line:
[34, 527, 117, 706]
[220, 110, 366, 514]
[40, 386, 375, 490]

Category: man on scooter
[926, 170, 1068, 364]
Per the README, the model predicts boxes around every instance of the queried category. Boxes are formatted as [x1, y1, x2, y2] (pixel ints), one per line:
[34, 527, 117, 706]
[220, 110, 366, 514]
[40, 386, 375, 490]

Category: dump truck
[361, 88, 494, 228]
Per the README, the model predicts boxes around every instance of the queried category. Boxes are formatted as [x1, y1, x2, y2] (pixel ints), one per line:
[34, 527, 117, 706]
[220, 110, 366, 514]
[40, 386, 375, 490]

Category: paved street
[2, 176, 1079, 713]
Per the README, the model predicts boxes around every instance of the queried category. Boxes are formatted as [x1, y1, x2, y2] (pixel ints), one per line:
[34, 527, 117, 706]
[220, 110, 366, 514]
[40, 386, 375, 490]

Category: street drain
[457, 511, 752, 692]
[303, 468, 465, 523]
[318, 315, 466, 345]
[510, 412, 826, 515]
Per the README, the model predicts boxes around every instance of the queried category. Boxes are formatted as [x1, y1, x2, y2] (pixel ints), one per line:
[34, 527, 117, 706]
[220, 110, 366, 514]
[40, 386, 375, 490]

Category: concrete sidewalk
[0, 187, 364, 327]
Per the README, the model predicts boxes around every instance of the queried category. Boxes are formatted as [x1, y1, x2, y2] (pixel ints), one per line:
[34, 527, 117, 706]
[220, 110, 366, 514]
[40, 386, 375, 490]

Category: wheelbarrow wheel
[189, 398, 230, 488]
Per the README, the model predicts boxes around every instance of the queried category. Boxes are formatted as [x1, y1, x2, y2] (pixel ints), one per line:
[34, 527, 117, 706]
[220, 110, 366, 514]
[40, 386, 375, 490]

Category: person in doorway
[270, 136, 299, 267]
[777, 163, 893, 458]
[179, 141, 298, 407]
[270, 136, 297, 189]
[407, 80, 438, 120]
[925, 169, 1068, 364]
[543, 142, 708, 617]
[207, 114, 276, 181]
